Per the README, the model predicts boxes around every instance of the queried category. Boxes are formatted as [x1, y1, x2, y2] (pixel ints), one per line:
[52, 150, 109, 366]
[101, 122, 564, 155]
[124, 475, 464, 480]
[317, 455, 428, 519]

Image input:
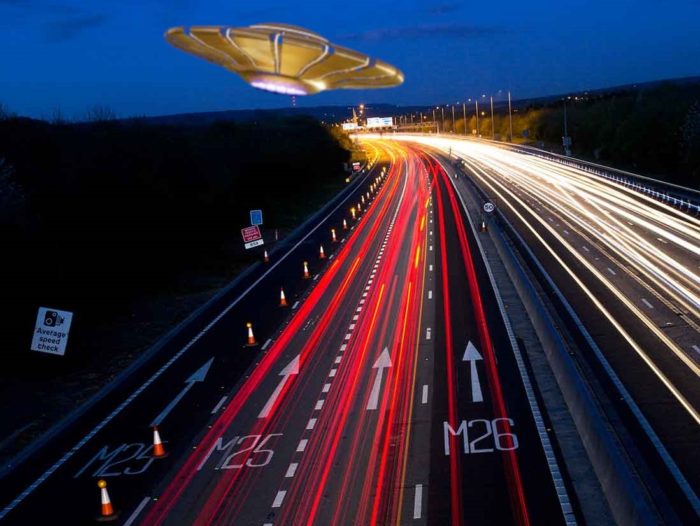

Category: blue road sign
[250, 209, 263, 226]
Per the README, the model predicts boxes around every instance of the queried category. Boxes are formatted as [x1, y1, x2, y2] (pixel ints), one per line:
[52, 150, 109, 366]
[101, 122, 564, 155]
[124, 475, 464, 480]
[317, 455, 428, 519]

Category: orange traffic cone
[343, 219, 348, 230]
[357, 202, 362, 212]
[303, 261, 310, 279]
[350, 208, 356, 220]
[319, 245, 326, 259]
[480, 219, 487, 232]
[246, 322, 257, 346]
[361, 195, 365, 205]
[280, 287, 288, 307]
[152, 426, 167, 458]
[331, 228, 337, 243]
[97, 480, 117, 521]
[263, 250, 269, 263]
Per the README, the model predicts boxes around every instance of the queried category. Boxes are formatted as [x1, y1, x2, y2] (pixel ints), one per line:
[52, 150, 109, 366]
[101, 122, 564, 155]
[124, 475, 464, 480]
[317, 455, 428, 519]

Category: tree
[84, 104, 117, 122]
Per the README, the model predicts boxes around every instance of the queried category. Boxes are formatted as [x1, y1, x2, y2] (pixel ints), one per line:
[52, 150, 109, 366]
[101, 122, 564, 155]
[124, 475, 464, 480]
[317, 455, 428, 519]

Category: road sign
[250, 209, 263, 226]
[31, 307, 73, 356]
[244, 239, 264, 250]
[483, 202, 496, 214]
[241, 225, 262, 242]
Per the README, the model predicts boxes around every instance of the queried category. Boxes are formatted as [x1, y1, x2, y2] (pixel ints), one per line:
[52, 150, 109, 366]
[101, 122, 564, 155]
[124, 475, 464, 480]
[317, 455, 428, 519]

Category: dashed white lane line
[262, 338, 272, 350]
[272, 490, 286, 508]
[413, 484, 423, 519]
[582, 245, 590, 252]
[641, 298, 654, 309]
[123, 496, 151, 526]
[322, 383, 331, 393]
[353, 315, 359, 321]
[563, 229, 570, 235]
[429, 245, 433, 251]
[315, 399, 324, 410]
[425, 328, 431, 340]
[421, 385, 428, 404]
[296, 439, 308, 452]
[344, 333, 352, 341]
[429, 264, 433, 272]
[693, 345, 700, 356]
[329, 369, 337, 378]
[349, 323, 356, 330]
[340, 344, 348, 351]
[335, 355, 342, 364]
[607, 267, 617, 276]
[285, 463, 298, 478]
[306, 418, 317, 431]
[292, 301, 300, 309]
[657, 237, 668, 244]
[428, 290, 432, 299]
[211, 396, 227, 414]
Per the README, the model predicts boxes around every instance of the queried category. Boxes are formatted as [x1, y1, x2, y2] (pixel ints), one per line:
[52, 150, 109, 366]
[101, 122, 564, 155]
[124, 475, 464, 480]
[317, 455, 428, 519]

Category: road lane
[0, 152, 389, 524]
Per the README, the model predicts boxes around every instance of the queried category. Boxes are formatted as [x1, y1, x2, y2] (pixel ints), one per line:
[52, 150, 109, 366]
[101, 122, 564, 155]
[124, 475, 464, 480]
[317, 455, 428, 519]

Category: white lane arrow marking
[367, 347, 392, 410]
[463, 341, 484, 403]
[259, 355, 300, 418]
[151, 358, 213, 426]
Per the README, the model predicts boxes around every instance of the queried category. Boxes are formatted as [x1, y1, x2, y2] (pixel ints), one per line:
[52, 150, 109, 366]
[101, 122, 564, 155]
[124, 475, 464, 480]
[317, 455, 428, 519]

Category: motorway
[0, 140, 573, 524]
[387, 135, 700, 520]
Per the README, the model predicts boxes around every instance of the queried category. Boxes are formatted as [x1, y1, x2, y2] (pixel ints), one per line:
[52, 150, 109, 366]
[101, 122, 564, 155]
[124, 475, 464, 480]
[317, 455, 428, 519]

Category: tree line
[0, 113, 349, 365]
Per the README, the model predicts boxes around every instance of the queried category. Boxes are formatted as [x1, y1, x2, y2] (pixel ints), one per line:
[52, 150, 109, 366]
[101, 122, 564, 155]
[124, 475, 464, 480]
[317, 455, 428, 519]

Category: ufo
[165, 23, 404, 96]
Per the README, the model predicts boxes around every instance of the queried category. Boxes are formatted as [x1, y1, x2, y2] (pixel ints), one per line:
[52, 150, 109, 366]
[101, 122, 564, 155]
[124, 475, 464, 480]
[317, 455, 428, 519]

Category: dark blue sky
[2, 0, 699, 119]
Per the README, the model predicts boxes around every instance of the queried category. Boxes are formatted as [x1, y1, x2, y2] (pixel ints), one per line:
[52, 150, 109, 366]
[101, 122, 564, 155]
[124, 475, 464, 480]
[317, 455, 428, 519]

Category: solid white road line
[123, 497, 151, 526]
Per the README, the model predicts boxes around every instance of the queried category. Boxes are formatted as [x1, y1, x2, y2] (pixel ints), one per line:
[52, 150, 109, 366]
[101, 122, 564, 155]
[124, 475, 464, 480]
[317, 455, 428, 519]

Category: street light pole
[508, 90, 513, 142]
[441, 106, 445, 133]
[433, 108, 438, 133]
[475, 100, 480, 136]
[490, 95, 495, 140]
[451, 105, 455, 133]
[462, 102, 467, 135]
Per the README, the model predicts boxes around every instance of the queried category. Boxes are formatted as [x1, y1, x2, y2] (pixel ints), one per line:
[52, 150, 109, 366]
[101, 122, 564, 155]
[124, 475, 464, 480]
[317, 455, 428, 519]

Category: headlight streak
[381, 135, 700, 410]
[457, 155, 700, 425]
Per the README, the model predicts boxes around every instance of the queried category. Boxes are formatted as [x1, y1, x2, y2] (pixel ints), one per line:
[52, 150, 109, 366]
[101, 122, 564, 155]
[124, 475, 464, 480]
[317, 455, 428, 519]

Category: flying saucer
[165, 23, 404, 95]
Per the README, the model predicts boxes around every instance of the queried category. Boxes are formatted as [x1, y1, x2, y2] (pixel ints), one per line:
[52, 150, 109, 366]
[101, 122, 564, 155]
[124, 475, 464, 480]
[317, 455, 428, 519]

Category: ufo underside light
[165, 23, 404, 95]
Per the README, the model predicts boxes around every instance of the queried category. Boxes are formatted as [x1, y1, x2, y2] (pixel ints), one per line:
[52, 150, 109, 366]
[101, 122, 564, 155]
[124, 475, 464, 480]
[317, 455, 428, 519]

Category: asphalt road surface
[0, 141, 573, 525]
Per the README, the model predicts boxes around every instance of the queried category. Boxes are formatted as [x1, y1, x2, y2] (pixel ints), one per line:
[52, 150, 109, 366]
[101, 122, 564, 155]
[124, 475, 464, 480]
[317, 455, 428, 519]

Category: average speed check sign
[483, 202, 496, 214]
[241, 225, 264, 249]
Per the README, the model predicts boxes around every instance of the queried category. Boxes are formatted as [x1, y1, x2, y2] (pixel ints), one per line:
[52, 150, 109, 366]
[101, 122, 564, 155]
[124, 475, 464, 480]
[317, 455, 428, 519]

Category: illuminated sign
[342, 122, 359, 130]
[366, 117, 393, 128]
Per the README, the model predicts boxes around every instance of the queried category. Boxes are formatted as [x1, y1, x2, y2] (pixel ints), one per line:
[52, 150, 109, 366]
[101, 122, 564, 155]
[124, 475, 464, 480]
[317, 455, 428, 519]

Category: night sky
[2, 0, 699, 119]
